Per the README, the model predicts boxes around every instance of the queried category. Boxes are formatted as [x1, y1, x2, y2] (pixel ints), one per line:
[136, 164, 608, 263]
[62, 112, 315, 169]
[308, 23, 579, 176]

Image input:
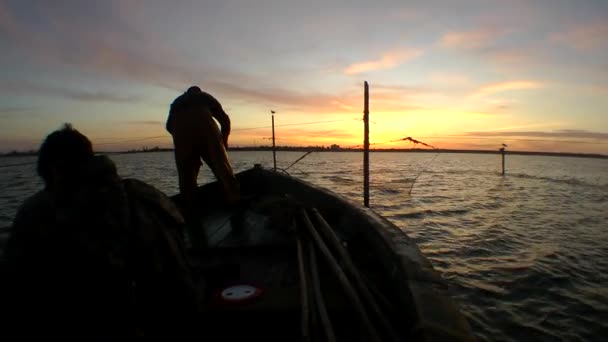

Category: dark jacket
[166, 90, 231, 139]
[1, 156, 198, 338]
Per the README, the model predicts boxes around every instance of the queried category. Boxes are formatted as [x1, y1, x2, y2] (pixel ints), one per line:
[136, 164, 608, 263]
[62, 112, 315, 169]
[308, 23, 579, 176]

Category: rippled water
[1, 151, 607, 341]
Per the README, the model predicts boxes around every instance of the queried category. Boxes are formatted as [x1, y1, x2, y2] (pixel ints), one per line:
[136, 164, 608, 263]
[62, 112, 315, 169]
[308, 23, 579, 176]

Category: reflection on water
[1, 151, 607, 341]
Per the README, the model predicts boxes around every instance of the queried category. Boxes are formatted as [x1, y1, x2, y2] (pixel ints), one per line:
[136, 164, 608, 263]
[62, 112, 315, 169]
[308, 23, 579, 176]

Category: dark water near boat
[1, 151, 607, 341]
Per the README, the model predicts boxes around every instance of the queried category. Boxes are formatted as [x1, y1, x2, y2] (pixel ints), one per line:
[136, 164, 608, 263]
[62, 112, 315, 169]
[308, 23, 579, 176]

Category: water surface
[1, 151, 607, 341]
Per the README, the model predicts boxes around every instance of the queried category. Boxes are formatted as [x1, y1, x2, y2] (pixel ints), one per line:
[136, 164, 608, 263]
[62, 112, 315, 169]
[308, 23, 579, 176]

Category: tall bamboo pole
[299, 209, 381, 342]
[272, 111, 277, 171]
[363, 81, 370, 208]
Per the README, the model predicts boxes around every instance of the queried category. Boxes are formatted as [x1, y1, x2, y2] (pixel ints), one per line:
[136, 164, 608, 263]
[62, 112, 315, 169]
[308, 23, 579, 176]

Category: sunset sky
[1, 0, 607, 154]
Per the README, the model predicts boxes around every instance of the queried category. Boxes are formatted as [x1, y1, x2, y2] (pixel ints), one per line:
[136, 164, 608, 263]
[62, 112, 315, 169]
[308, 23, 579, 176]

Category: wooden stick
[361, 272, 395, 317]
[303, 237, 320, 341]
[363, 81, 370, 208]
[308, 238, 336, 342]
[311, 208, 400, 342]
[272, 113, 277, 171]
[500, 146, 506, 175]
[299, 209, 381, 342]
[296, 234, 310, 342]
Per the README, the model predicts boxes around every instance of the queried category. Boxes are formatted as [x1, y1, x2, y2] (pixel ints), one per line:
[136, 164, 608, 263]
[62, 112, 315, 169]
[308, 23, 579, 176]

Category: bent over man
[166, 86, 240, 245]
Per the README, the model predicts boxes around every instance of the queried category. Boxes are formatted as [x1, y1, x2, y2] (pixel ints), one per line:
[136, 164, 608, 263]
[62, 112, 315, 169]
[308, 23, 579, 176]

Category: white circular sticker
[221, 285, 259, 301]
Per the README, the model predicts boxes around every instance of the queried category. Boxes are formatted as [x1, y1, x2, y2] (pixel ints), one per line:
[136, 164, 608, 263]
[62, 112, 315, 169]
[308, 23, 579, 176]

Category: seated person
[1, 123, 199, 338]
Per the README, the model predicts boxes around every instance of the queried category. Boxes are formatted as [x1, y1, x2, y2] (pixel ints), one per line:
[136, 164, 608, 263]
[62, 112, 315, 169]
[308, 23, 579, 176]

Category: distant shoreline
[2, 147, 606, 159]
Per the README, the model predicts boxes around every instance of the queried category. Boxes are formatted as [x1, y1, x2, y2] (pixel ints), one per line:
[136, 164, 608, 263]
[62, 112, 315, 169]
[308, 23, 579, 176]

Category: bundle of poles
[295, 208, 400, 342]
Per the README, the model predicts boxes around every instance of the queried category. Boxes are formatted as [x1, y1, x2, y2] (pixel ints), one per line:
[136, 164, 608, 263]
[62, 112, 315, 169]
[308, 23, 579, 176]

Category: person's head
[186, 86, 202, 94]
[37, 123, 94, 190]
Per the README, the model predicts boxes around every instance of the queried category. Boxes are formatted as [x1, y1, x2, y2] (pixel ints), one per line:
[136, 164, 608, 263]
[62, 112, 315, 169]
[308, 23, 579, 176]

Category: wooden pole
[311, 209, 400, 342]
[363, 81, 370, 208]
[299, 209, 381, 342]
[500, 146, 506, 175]
[296, 235, 310, 342]
[308, 239, 336, 342]
[272, 112, 277, 171]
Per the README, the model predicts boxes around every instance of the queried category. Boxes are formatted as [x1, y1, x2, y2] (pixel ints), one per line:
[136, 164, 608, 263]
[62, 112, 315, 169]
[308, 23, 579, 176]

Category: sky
[1, 0, 607, 154]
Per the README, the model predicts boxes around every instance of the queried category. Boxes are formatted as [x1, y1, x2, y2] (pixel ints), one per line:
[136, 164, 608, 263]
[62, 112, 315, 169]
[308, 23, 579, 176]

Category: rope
[285, 151, 313, 171]
[408, 152, 440, 194]
[347, 136, 437, 149]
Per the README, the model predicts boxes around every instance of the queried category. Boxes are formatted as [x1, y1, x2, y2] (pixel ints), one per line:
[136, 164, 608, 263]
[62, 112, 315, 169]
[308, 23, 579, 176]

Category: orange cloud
[439, 28, 504, 49]
[344, 49, 423, 74]
[482, 48, 538, 68]
[429, 72, 471, 86]
[464, 129, 608, 140]
[472, 81, 543, 97]
[210, 81, 360, 113]
[331, 100, 354, 111]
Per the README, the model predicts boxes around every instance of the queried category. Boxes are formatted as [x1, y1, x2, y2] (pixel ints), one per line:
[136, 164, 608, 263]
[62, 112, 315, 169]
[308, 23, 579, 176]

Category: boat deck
[187, 194, 361, 340]
[196, 195, 295, 248]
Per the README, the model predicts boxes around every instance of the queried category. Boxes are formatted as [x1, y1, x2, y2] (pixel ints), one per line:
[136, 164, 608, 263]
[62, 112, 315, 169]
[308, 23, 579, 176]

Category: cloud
[437, 28, 545, 72]
[331, 100, 354, 111]
[1, 1, 325, 109]
[471, 81, 543, 98]
[344, 49, 423, 74]
[439, 28, 505, 50]
[480, 98, 513, 112]
[0, 81, 141, 103]
[208, 81, 355, 112]
[550, 21, 608, 50]
[274, 128, 359, 146]
[126, 120, 163, 125]
[0, 1, 19, 37]
[373, 84, 427, 93]
[0, 2, 426, 115]
[0, 106, 31, 118]
[285, 129, 357, 139]
[429, 72, 471, 86]
[481, 48, 540, 68]
[0, 1, 201, 90]
[464, 130, 608, 140]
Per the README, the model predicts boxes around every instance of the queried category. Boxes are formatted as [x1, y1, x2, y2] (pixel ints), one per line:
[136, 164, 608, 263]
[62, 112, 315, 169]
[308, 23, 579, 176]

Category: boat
[175, 164, 475, 341]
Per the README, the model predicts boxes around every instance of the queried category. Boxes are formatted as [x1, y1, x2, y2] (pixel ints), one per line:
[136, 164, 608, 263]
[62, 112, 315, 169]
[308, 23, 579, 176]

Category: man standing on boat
[166, 86, 240, 246]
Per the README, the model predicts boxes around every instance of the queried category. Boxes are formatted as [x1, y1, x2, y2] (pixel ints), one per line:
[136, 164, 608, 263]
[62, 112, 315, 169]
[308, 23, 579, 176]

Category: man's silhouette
[167, 86, 240, 246]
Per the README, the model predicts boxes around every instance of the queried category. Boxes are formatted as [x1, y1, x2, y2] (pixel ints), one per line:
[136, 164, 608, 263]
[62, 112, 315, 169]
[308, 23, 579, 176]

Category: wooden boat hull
[175, 165, 475, 341]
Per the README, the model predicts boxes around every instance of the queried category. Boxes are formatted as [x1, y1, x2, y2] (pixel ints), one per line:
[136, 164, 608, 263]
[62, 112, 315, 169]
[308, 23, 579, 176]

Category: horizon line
[2, 146, 606, 159]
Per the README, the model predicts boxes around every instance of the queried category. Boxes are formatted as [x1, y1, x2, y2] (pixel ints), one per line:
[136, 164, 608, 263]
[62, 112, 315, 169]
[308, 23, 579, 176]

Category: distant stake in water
[500, 143, 507, 175]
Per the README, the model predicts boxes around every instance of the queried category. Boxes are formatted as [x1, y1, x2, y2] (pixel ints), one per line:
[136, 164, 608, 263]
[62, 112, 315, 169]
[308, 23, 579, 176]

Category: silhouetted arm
[166, 103, 178, 134]
[166, 94, 188, 134]
[204, 93, 231, 148]
[166, 111, 174, 134]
